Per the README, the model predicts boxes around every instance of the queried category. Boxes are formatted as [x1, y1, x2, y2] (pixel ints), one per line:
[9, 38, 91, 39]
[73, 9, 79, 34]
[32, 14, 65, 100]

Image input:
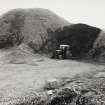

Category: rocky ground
[0, 53, 105, 105]
[14, 69, 105, 105]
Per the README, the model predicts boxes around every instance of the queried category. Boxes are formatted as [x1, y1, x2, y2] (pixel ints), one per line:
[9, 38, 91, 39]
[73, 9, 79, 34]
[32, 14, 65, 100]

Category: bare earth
[0, 54, 105, 105]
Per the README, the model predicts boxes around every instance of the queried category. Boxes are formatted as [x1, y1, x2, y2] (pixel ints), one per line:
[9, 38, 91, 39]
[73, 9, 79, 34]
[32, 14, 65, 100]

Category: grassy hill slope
[0, 8, 70, 50]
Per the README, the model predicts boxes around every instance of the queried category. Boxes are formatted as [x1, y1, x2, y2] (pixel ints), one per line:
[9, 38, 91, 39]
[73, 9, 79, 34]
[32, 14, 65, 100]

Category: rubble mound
[47, 23, 101, 57]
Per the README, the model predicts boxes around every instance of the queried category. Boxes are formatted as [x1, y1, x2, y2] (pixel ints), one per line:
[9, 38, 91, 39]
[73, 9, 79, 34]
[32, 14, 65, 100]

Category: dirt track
[0, 56, 105, 104]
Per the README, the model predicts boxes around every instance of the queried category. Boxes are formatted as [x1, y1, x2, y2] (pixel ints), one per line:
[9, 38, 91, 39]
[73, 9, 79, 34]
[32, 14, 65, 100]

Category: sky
[0, 0, 105, 29]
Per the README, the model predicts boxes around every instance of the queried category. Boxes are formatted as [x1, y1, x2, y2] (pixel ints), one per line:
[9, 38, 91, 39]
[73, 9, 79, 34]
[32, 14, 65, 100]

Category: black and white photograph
[0, 0, 105, 105]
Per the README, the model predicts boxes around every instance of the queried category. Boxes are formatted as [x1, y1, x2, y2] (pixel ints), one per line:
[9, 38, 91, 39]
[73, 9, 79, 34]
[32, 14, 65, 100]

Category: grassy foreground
[0, 55, 105, 105]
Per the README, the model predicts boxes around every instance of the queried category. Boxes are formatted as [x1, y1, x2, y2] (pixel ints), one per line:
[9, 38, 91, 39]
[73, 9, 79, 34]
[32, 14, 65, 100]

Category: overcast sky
[0, 0, 105, 29]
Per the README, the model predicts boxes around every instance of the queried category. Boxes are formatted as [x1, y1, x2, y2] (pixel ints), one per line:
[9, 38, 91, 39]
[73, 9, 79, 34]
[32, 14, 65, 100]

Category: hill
[0, 8, 104, 63]
[0, 8, 70, 49]
[0, 8, 71, 63]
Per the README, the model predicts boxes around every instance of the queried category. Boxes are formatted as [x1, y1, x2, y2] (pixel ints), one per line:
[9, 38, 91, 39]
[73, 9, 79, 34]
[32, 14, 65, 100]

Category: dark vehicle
[51, 50, 62, 59]
[51, 45, 72, 59]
